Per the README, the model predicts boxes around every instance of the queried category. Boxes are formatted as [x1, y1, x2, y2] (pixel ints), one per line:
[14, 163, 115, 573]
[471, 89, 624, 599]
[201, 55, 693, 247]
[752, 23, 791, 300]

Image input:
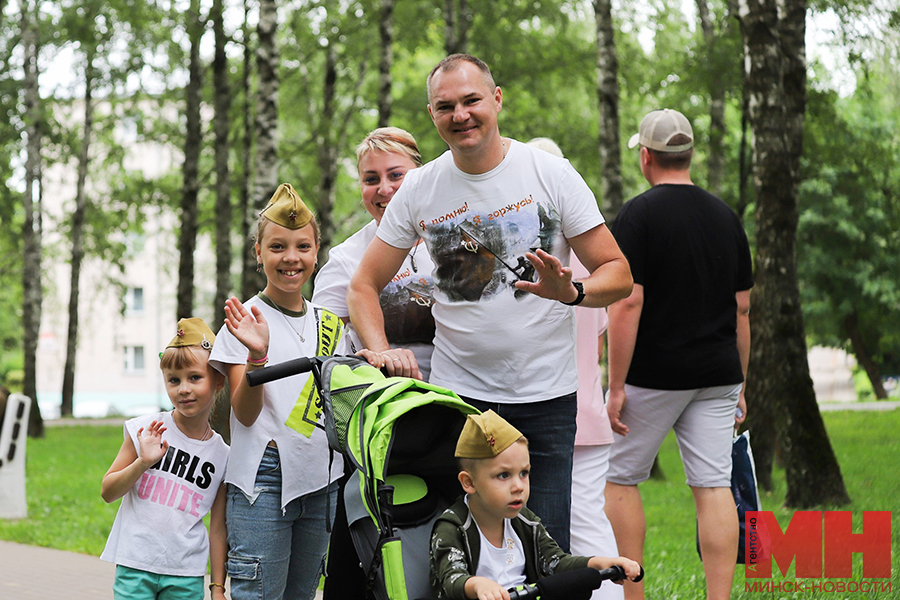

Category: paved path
[0, 539, 326, 600]
[818, 400, 900, 412]
[0, 540, 116, 600]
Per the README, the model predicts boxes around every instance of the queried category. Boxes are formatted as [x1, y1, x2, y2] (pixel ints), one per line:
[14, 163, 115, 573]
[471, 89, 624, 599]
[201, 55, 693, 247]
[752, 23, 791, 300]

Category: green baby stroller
[247, 354, 479, 600]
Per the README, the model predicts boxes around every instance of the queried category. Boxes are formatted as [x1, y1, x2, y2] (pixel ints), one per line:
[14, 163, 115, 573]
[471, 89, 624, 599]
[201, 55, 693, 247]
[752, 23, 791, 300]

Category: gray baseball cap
[628, 109, 693, 152]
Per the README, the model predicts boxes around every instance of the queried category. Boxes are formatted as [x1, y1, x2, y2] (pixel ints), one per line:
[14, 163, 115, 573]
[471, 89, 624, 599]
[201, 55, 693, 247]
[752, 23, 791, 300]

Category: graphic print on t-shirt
[422, 195, 562, 303]
[380, 265, 436, 345]
[285, 308, 343, 438]
[137, 445, 219, 517]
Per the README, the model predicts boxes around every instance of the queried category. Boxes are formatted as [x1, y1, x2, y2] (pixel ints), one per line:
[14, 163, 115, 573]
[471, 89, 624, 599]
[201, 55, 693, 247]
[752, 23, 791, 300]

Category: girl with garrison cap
[209, 184, 349, 600]
[101, 317, 229, 600]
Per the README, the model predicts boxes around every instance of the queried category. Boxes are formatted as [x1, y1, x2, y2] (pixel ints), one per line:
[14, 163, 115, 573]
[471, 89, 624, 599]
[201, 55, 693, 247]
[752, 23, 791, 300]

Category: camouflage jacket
[429, 496, 590, 599]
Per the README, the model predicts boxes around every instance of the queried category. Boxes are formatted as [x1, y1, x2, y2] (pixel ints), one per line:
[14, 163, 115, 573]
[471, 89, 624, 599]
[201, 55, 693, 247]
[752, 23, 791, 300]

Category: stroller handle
[245, 357, 315, 387]
[507, 565, 644, 600]
[597, 564, 644, 583]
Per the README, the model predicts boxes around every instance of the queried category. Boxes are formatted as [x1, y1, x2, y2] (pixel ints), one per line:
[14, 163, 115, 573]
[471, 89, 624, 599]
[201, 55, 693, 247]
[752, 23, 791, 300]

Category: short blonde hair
[355, 127, 422, 171]
[159, 345, 212, 372]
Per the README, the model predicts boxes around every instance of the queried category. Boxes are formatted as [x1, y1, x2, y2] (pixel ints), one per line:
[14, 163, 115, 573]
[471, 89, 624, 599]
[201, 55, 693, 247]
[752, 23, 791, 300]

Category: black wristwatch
[560, 281, 585, 306]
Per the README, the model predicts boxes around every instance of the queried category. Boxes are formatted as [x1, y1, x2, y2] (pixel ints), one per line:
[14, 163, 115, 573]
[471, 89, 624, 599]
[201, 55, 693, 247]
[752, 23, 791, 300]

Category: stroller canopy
[320, 356, 479, 600]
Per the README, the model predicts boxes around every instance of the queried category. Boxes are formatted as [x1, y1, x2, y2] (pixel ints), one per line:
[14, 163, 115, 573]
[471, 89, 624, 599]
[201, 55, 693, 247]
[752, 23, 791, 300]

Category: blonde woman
[314, 126, 436, 380]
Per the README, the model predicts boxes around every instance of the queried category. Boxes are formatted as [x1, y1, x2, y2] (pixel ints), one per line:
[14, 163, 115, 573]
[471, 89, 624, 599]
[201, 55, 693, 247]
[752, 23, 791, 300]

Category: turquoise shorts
[113, 565, 204, 600]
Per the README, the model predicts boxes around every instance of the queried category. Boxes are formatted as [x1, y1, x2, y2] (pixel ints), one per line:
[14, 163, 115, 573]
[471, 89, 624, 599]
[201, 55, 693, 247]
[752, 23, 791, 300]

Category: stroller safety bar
[507, 565, 644, 600]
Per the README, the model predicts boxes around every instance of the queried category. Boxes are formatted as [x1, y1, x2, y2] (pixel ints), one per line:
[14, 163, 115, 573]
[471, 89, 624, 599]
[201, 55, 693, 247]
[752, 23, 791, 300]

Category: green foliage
[0, 0, 895, 418]
[278, 0, 379, 227]
[852, 365, 875, 401]
[799, 58, 900, 376]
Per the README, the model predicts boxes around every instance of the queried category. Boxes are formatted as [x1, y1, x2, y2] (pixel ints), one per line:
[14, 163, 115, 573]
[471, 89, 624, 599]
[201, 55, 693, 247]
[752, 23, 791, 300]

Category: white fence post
[0, 393, 32, 519]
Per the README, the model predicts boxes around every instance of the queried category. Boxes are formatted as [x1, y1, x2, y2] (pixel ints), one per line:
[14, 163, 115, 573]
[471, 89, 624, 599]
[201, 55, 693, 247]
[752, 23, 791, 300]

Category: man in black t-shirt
[605, 109, 752, 600]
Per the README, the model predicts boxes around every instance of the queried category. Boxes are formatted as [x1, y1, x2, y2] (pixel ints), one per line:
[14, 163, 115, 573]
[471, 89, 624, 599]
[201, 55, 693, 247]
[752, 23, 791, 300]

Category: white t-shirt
[377, 140, 605, 402]
[209, 296, 346, 508]
[471, 508, 527, 590]
[101, 411, 229, 576]
[313, 219, 436, 379]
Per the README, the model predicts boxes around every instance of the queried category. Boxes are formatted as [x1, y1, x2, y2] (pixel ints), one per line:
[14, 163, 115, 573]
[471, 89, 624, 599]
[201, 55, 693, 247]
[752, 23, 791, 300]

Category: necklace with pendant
[279, 306, 309, 343]
[260, 292, 310, 343]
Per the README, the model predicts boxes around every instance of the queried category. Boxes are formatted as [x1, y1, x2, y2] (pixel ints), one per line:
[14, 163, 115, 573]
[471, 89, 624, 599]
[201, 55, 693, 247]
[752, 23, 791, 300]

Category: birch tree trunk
[61, 50, 96, 418]
[20, 0, 44, 437]
[696, 0, 727, 197]
[316, 42, 338, 267]
[253, 0, 279, 213]
[443, 0, 471, 55]
[239, 0, 261, 300]
[211, 0, 232, 440]
[212, 0, 232, 328]
[177, 0, 204, 320]
[592, 0, 623, 220]
[739, 0, 850, 507]
[377, 0, 394, 128]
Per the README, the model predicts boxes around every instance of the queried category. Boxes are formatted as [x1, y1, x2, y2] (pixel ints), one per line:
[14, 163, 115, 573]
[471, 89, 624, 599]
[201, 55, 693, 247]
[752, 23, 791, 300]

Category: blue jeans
[226, 446, 338, 600]
[460, 393, 577, 552]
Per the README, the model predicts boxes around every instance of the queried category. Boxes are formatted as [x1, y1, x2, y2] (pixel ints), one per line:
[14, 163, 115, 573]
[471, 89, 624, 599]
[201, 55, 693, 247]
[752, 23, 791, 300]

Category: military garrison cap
[166, 317, 216, 351]
[455, 410, 524, 459]
[260, 183, 313, 229]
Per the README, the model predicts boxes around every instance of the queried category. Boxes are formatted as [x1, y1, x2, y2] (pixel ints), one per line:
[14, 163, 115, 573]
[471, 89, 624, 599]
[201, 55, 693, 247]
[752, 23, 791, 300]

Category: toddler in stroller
[431, 410, 642, 600]
[247, 356, 643, 600]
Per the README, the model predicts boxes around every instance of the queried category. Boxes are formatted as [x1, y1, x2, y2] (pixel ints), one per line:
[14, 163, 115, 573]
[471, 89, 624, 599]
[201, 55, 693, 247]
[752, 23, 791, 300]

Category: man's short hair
[649, 134, 693, 170]
[427, 54, 496, 102]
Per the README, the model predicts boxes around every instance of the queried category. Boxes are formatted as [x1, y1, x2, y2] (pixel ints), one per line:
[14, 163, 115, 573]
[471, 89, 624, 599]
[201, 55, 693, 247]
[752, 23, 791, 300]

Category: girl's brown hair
[255, 208, 321, 246]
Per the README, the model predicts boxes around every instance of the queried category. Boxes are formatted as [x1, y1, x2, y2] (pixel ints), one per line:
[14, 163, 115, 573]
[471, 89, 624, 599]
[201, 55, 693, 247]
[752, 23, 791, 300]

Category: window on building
[125, 287, 144, 314]
[124, 346, 145, 373]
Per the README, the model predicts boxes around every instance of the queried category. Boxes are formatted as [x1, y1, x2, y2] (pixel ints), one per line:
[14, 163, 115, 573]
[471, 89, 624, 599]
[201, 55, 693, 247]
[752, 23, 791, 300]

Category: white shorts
[607, 383, 742, 488]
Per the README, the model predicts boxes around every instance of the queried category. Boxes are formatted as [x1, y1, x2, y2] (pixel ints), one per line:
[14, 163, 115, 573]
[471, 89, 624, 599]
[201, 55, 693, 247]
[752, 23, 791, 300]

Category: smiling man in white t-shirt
[347, 53, 632, 550]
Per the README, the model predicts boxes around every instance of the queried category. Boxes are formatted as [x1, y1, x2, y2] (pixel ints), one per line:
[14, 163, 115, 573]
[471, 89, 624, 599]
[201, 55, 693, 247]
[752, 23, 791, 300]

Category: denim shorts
[226, 446, 338, 600]
[460, 393, 577, 553]
[113, 565, 203, 600]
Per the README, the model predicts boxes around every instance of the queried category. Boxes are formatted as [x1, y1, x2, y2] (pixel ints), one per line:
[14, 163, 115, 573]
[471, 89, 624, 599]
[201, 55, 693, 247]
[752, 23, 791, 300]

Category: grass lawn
[641, 408, 900, 598]
[0, 421, 124, 555]
[1, 409, 898, 597]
